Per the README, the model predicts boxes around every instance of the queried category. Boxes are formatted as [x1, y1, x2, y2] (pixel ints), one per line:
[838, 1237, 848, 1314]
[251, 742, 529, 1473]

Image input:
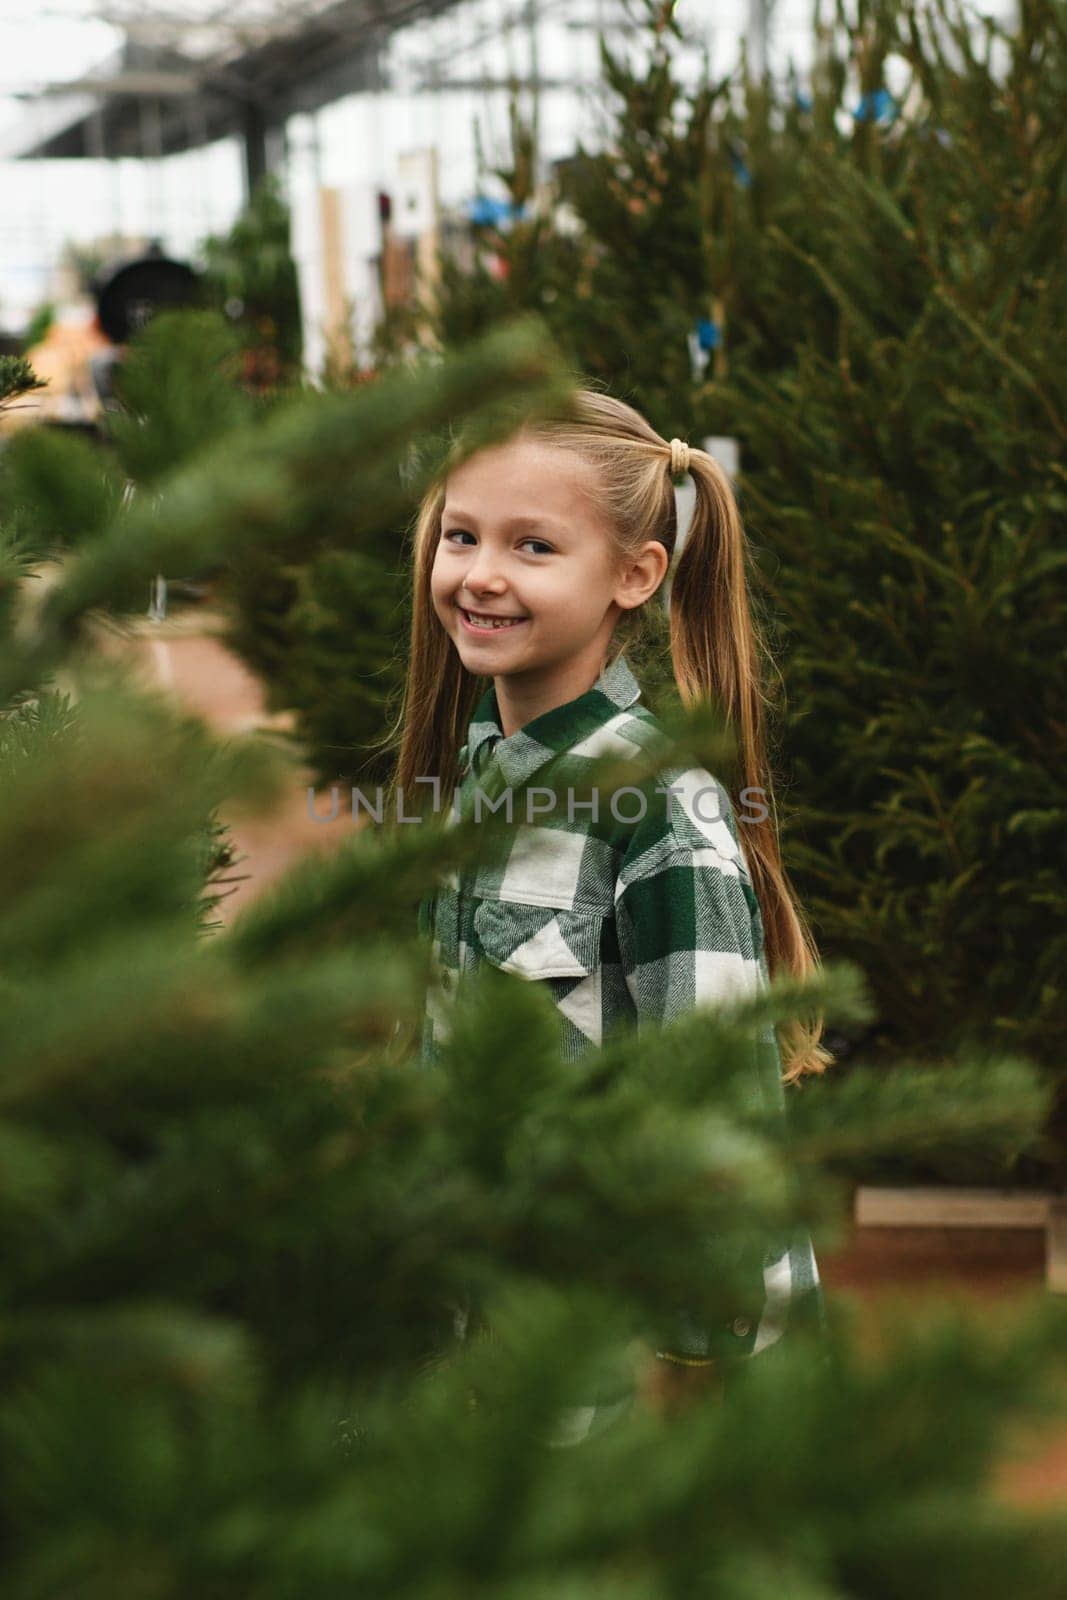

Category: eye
[442, 528, 475, 546]
[518, 537, 555, 555]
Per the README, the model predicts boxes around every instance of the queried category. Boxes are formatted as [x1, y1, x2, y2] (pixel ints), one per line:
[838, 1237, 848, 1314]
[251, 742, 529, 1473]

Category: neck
[494, 635, 616, 738]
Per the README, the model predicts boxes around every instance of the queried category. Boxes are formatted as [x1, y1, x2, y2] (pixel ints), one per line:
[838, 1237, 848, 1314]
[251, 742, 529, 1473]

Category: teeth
[465, 611, 523, 629]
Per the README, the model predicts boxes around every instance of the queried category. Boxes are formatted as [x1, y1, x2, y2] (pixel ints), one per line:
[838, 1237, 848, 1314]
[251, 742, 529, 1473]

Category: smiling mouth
[458, 607, 530, 634]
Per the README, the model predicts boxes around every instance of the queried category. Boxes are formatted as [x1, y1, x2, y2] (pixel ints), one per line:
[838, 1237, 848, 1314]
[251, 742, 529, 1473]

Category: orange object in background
[1, 304, 113, 434]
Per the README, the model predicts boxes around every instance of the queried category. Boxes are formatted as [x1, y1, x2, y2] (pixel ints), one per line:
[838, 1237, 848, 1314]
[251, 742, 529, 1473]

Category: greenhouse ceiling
[4, 0, 468, 175]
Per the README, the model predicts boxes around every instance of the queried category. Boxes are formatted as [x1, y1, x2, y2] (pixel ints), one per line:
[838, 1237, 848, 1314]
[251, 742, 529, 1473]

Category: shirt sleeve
[614, 838, 821, 1364]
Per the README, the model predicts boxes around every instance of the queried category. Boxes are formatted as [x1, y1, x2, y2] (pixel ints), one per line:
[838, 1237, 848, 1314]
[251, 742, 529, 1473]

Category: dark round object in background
[94, 247, 200, 345]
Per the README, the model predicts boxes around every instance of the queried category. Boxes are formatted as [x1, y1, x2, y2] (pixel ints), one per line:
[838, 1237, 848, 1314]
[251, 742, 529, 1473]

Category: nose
[460, 544, 508, 596]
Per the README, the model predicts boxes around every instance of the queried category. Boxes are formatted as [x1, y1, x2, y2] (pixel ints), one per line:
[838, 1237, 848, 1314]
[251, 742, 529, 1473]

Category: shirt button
[731, 1317, 752, 1337]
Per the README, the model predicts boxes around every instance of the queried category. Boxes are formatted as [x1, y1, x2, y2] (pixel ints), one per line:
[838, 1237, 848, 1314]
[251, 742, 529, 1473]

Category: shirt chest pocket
[472, 897, 605, 981]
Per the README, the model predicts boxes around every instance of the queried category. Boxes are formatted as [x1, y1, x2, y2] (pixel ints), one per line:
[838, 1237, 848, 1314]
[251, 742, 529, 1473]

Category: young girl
[390, 388, 831, 1443]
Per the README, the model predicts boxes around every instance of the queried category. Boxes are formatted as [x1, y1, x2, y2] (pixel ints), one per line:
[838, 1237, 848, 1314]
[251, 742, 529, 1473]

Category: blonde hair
[382, 387, 833, 1084]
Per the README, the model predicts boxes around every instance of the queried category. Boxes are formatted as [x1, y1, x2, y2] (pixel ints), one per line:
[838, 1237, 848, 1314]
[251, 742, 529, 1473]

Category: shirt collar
[464, 651, 643, 789]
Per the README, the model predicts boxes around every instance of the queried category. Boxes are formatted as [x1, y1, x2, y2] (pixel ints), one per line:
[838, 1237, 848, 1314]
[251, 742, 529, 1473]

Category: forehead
[443, 437, 601, 526]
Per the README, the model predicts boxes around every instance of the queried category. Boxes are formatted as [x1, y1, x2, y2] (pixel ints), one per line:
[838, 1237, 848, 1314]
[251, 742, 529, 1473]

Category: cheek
[429, 549, 451, 603]
[552, 563, 613, 621]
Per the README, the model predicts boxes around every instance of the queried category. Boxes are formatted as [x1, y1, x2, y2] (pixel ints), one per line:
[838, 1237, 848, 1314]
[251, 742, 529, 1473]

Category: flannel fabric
[418, 650, 825, 1444]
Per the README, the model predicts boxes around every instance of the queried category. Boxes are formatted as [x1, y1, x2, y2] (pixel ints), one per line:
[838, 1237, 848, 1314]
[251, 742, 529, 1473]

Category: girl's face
[431, 437, 652, 690]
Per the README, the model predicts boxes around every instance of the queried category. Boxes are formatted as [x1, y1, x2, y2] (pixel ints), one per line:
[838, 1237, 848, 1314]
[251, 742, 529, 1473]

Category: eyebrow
[441, 509, 560, 533]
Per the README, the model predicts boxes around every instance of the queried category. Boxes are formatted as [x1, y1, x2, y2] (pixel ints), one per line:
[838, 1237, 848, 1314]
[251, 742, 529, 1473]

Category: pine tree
[695, 0, 1067, 1145]
[200, 174, 305, 388]
[425, 0, 732, 435]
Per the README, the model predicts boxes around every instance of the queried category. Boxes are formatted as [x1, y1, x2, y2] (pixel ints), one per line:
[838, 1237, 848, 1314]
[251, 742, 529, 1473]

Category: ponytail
[671, 446, 833, 1084]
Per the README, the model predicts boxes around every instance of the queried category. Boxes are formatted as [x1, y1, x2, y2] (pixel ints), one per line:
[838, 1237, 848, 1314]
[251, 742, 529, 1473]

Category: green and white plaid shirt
[419, 651, 825, 1444]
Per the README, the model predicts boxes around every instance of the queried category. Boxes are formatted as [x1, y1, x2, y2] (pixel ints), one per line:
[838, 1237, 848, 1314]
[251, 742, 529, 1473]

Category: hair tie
[668, 437, 690, 475]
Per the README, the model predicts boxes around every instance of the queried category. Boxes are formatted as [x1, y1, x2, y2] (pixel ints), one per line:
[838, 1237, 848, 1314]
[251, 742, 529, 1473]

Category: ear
[612, 540, 669, 612]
